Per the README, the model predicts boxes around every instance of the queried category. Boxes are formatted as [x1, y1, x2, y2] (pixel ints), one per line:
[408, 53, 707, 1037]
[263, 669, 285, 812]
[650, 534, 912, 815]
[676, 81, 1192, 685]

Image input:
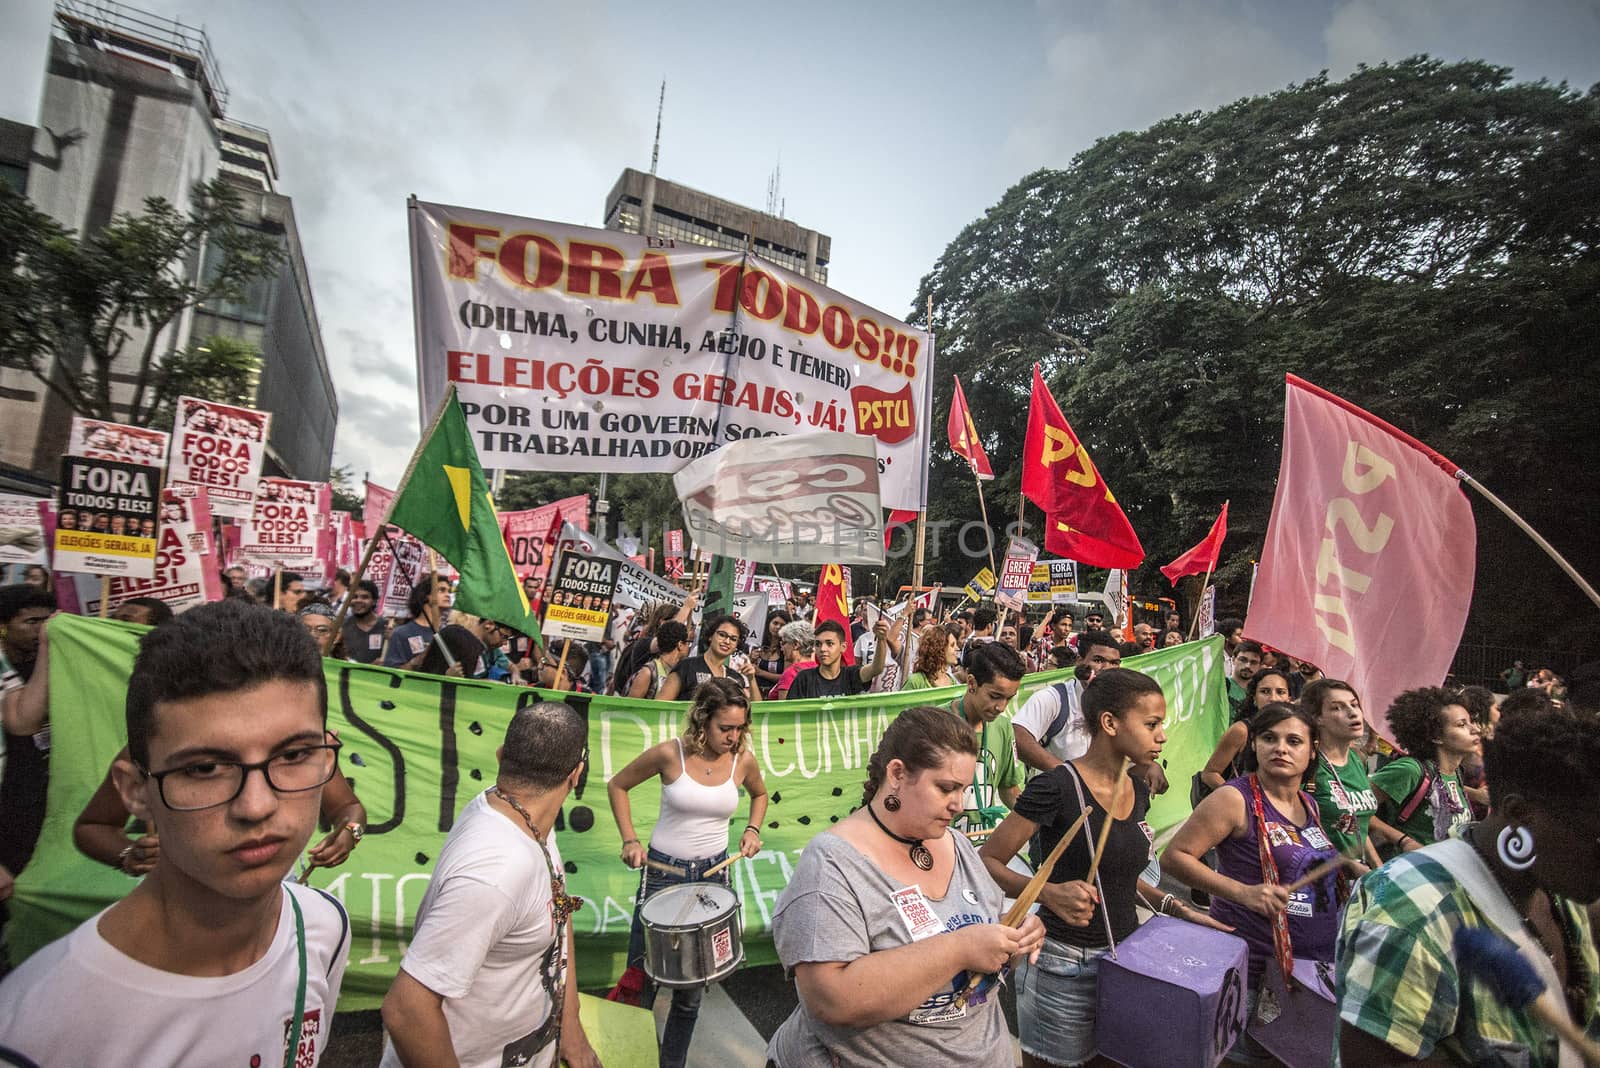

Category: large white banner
[409, 201, 935, 510]
[672, 432, 885, 566]
[166, 397, 271, 519]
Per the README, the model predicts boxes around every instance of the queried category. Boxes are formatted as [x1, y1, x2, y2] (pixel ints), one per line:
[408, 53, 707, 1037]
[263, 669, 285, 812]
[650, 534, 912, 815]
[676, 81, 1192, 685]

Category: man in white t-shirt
[1012, 629, 1125, 774]
[381, 701, 600, 1068]
[0, 600, 352, 1066]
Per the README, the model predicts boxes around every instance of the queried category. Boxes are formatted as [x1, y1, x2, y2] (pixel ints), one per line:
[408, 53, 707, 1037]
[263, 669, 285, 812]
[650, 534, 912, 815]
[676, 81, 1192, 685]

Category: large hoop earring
[1497, 825, 1536, 871]
[883, 790, 902, 812]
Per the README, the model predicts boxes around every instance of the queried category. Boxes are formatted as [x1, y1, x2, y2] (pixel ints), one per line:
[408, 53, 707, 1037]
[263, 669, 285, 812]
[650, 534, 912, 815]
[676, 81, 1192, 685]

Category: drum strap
[1065, 762, 1118, 957]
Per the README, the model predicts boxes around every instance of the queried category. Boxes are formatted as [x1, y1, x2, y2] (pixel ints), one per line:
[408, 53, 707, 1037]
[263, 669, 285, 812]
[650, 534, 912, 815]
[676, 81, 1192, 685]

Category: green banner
[11, 617, 1227, 1011]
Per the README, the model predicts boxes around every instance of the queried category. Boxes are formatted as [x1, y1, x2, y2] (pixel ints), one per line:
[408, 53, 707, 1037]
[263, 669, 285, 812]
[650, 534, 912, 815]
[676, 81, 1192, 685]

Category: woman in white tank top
[606, 677, 770, 1068]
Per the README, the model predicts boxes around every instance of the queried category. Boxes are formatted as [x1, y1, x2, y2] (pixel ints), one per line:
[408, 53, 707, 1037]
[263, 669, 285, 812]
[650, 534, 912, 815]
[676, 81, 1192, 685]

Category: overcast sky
[4, 0, 1598, 488]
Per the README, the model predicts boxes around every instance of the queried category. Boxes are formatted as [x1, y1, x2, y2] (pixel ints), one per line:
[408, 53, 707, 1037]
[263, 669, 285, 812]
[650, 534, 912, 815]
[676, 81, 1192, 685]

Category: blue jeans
[1015, 936, 1109, 1066]
[626, 846, 732, 1068]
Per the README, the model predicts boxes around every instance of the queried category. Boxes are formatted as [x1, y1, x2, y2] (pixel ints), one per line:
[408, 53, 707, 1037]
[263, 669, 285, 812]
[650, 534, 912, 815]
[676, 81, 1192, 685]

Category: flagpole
[1457, 473, 1600, 611]
[1187, 562, 1217, 642]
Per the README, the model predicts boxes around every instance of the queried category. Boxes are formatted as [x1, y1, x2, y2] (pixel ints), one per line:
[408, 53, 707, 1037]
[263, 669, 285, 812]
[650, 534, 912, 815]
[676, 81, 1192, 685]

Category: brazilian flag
[386, 387, 539, 640]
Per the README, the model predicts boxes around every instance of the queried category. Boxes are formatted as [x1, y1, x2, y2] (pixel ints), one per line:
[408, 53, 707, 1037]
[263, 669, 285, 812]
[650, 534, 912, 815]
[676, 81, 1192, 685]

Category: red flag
[1161, 501, 1230, 585]
[1245, 375, 1475, 741]
[815, 563, 855, 665]
[1021, 365, 1144, 569]
[884, 508, 918, 550]
[947, 376, 995, 479]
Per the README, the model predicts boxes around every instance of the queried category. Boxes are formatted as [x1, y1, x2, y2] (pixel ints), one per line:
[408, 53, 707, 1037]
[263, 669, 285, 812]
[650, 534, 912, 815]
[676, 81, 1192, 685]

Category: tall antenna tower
[649, 80, 665, 176]
[766, 154, 784, 219]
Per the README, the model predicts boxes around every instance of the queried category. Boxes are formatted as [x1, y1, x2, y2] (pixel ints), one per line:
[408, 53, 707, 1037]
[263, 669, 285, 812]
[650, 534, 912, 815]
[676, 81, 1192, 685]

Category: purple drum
[1248, 957, 1336, 1068]
[1096, 916, 1250, 1068]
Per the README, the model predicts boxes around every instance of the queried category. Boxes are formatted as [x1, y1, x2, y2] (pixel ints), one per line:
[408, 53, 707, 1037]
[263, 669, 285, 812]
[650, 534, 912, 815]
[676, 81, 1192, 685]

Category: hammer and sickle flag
[1021, 364, 1145, 570]
[384, 385, 540, 640]
[947, 376, 995, 480]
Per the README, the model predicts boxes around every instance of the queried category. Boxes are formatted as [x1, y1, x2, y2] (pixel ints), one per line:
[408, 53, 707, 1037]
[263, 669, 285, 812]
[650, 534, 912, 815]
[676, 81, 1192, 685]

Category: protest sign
[237, 478, 331, 567]
[1049, 559, 1079, 603]
[543, 552, 618, 642]
[165, 397, 270, 518]
[66, 417, 167, 466]
[13, 620, 1228, 1009]
[997, 537, 1037, 611]
[664, 529, 684, 578]
[1200, 584, 1217, 637]
[409, 203, 935, 511]
[367, 530, 428, 617]
[553, 522, 686, 640]
[500, 495, 589, 578]
[673, 432, 885, 566]
[72, 488, 222, 614]
[0, 493, 47, 565]
[964, 566, 996, 601]
[54, 455, 161, 578]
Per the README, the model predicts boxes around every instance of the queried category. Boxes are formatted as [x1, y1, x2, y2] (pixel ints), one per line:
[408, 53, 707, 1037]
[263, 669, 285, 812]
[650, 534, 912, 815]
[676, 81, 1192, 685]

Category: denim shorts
[1015, 935, 1110, 1066]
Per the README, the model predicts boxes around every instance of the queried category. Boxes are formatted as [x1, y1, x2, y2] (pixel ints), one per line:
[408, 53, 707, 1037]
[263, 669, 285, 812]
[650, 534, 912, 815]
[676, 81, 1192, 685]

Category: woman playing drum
[765, 705, 1045, 1067]
[980, 669, 1229, 1068]
[606, 677, 769, 1068]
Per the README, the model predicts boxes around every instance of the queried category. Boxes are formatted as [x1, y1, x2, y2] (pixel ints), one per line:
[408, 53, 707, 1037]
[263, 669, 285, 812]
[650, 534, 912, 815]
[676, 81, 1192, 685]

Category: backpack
[1038, 681, 1077, 751]
[1395, 760, 1437, 823]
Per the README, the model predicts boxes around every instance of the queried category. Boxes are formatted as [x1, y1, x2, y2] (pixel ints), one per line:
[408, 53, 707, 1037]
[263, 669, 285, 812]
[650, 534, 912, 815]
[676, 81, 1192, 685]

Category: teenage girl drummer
[607, 677, 769, 1068]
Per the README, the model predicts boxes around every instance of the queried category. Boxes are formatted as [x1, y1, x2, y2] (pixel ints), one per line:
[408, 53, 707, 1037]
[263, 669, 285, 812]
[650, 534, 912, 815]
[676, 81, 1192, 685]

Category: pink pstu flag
[1245, 375, 1476, 741]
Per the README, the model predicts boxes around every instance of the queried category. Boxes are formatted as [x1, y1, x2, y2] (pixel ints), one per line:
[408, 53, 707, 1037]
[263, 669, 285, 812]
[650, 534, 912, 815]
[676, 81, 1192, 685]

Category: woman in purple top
[1162, 702, 1341, 1063]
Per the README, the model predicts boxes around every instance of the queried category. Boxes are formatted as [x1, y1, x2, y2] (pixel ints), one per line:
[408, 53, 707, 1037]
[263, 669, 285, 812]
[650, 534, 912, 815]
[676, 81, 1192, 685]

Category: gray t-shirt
[766, 831, 1012, 1068]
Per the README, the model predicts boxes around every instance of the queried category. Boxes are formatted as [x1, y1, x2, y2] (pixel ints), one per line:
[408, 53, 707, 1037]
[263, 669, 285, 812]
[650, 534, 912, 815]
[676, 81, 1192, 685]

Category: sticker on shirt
[909, 997, 968, 1025]
[1285, 891, 1313, 918]
[368, 632, 383, 650]
[1265, 822, 1297, 848]
[407, 634, 428, 655]
[1301, 825, 1333, 852]
[1138, 820, 1156, 859]
[891, 886, 945, 941]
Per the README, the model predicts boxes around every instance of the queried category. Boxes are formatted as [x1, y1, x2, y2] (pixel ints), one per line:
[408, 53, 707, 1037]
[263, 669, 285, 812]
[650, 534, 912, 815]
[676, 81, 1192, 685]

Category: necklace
[866, 800, 933, 870]
[491, 787, 585, 928]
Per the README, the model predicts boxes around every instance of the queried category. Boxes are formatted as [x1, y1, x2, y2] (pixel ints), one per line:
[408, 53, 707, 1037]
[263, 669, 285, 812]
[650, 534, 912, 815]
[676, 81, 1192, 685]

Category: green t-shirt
[1371, 756, 1470, 849]
[901, 671, 941, 691]
[1312, 752, 1378, 858]
[945, 697, 1023, 831]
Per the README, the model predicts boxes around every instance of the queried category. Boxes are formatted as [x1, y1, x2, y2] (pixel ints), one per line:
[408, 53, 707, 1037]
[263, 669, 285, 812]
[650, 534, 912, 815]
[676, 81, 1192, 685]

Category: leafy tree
[329, 464, 363, 517]
[914, 57, 1600, 648]
[144, 334, 262, 432]
[0, 176, 283, 426]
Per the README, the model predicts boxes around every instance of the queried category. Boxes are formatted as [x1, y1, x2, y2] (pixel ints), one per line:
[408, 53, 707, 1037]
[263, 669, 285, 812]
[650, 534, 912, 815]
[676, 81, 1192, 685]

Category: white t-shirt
[1011, 679, 1089, 769]
[0, 883, 350, 1067]
[381, 790, 567, 1068]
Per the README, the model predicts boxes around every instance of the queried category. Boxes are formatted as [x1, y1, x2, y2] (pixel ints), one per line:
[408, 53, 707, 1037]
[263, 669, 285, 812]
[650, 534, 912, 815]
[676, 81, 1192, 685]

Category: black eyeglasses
[713, 630, 740, 642]
[140, 742, 342, 812]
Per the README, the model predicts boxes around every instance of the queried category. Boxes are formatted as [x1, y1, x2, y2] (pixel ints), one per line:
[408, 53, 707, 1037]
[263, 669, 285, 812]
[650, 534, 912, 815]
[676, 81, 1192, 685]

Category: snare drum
[639, 882, 744, 988]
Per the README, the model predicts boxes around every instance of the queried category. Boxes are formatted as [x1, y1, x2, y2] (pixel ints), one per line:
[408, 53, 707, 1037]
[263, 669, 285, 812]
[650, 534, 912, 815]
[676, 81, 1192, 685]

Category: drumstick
[1281, 856, 1356, 894]
[1082, 761, 1129, 888]
[646, 859, 687, 877]
[296, 859, 315, 885]
[703, 854, 739, 878]
[955, 809, 1089, 1008]
[962, 828, 991, 840]
[1002, 810, 1088, 927]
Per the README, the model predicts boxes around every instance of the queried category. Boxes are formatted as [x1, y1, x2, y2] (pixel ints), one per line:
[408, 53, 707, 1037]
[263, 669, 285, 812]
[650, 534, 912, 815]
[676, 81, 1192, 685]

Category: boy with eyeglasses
[0, 600, 351, 1066]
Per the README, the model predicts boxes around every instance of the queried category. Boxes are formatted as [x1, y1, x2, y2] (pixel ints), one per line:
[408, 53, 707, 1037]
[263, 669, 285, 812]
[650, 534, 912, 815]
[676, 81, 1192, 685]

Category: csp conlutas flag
[408, 199, 934, 511]
[672, 431, 885, 566]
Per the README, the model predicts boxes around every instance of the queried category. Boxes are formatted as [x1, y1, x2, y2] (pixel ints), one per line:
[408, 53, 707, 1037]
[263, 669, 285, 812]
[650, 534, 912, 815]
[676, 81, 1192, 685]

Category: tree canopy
[0, 177, 282, 428]
[910, 57, 1600, 648]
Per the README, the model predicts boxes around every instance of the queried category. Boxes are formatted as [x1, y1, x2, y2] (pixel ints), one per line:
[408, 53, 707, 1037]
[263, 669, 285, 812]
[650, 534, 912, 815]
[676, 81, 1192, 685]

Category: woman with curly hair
[766, 705, 1045, 1066]
[1368, 687, 1479, 859]
[1336, 693, 1600, 1065]
[606, 677, 769, 1067]
[769, 618, 817, 699]
[903, 624, 960, 690]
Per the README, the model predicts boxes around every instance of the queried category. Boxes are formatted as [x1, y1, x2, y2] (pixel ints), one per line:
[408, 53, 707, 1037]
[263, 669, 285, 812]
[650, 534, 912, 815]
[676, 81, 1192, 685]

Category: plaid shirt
[1335, 847, 1600, 1066]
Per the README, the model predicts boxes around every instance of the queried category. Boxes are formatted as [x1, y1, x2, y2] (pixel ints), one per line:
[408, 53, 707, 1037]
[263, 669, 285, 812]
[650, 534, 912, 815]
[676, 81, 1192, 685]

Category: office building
[603, 167, 831, 285]
[0, 0, 337, 491]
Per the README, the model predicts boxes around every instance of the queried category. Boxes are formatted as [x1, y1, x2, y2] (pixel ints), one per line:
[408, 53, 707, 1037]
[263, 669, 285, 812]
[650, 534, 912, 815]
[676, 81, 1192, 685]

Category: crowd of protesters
[0, 560, 1596, 1068]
